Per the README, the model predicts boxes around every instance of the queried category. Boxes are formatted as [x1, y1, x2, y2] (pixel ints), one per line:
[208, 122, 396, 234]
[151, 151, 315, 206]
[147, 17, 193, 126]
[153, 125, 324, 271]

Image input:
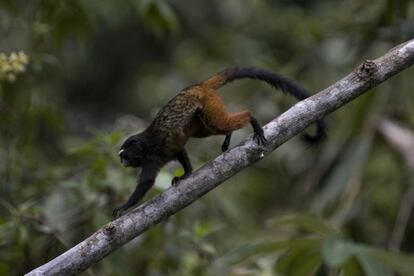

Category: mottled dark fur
[113, 67, 327, 217]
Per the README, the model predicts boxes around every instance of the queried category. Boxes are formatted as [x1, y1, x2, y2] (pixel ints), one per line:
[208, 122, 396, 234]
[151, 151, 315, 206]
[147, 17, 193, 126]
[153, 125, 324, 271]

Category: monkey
[113, 67, 326, 217]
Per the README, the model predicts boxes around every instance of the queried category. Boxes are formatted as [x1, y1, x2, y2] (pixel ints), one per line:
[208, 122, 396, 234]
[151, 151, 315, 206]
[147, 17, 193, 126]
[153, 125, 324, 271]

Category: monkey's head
[118, 133, 146, 168]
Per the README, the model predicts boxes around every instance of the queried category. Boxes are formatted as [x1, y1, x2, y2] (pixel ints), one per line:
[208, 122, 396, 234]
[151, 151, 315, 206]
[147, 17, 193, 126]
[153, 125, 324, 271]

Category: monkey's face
[119, 134, 145, 168]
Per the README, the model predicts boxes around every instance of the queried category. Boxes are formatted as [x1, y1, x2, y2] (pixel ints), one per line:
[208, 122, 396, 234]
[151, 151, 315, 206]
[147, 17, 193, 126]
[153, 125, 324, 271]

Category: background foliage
[1, 0, 414, 275]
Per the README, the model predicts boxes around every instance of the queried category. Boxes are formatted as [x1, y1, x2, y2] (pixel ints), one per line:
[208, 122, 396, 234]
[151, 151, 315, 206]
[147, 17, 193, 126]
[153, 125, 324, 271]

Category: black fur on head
[119, 133, 147, 168]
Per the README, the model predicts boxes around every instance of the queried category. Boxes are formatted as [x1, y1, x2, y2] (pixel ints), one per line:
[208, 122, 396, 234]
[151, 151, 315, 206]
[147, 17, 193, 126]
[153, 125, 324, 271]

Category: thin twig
[388, 181, 414, 252]
[379, 119, 414, 251]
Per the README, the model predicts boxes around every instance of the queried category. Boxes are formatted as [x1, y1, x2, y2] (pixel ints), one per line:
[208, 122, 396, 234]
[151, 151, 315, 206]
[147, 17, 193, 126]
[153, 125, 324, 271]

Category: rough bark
[26, 39, 414, 276]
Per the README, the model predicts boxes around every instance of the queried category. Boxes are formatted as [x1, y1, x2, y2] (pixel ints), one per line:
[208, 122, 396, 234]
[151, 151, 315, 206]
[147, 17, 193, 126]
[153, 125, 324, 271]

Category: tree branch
[26, 39, 414, 276]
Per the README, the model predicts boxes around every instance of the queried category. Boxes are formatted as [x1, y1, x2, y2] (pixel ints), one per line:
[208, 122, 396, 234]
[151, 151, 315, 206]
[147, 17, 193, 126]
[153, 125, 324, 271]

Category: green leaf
[156, 0, 179, 32]
[342, 257, 363, 276]
[321, 236, 353, 267]
[283, 250, 321, 276]
[355, 250, 393, 276]
[214, 237, 321, 271]
[192, 220, 223, 240]
[133, 0, 179, 36]
[276, 241, 322, 276]
[364, 247, 414, 276]
[200, 242, 216, 255]
[269, 213, 337, 236]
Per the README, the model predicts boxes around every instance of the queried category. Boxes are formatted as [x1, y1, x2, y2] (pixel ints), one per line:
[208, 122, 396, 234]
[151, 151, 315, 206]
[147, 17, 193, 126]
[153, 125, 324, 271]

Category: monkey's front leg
[112, 165, 159, 217]
[172, 149, 192, 186]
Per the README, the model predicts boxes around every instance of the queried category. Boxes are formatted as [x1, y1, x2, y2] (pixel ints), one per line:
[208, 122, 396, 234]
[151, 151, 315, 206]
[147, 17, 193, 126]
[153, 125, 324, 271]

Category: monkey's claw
[172, 174, 189, 186]
[254, 134, 267, 146]
[171, 176, 182, 186]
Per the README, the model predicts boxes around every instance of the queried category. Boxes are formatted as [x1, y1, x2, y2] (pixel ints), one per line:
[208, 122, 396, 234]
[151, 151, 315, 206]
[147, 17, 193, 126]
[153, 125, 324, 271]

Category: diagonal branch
[26, 39, 414, 276]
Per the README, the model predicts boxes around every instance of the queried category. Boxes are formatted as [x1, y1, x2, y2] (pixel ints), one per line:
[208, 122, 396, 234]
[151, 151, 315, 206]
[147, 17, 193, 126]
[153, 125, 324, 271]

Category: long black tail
[203, 67, 327, 144]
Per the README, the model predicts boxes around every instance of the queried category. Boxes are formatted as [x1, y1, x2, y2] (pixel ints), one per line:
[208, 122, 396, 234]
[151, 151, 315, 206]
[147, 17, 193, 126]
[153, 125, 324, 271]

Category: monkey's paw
[171, 174, 189, 186]
[254, 133, 267, 146]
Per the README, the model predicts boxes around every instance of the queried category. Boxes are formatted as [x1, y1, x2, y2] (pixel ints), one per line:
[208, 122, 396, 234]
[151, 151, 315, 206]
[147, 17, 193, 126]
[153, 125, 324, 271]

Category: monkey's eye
[118, 149, 125, 156]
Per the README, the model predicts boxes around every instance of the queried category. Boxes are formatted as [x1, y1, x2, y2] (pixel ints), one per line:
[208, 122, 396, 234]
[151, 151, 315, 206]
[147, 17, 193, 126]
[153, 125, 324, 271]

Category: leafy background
[1, 0, 414, 275]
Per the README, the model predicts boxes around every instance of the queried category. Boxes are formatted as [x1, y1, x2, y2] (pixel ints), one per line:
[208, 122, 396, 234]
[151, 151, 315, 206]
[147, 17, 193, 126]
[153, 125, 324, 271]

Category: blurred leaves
[35, 0, 90, 44]
[133, 0, 180, 36]
[268, 213, 336, 236]
[216, 214, 414, 276]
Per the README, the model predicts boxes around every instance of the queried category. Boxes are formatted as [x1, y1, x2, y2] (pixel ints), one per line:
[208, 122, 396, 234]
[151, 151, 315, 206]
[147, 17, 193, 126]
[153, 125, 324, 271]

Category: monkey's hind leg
[201, 93, 267, 148]
[222, 132, 232, 152]
[203, 109, 267, 147]
[250, 116, 267, 145]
